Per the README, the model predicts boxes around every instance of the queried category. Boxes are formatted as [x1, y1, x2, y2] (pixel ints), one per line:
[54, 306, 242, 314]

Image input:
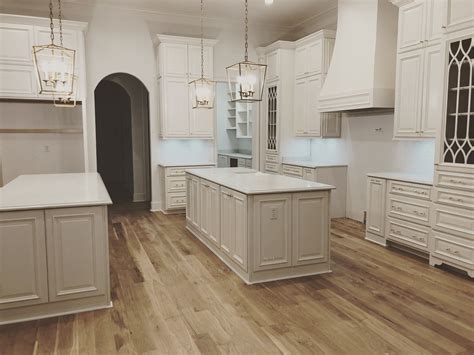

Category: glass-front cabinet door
[266, 85, 278, 152]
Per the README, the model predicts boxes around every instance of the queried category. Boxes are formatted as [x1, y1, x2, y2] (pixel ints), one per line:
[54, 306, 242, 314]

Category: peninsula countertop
[186, 167, 335, 195]
[0, 173, 112, 212]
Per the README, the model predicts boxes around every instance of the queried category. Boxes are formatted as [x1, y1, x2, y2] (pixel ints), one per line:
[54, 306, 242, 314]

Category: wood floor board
[1, 211, 473, 355]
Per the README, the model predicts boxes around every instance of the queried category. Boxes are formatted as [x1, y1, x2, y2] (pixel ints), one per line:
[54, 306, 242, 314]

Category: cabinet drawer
[166, 176, 186, 192]
[237, 158, 247, 167]
[167, 193, 187, 209]
[266, 154, 279, 163]
[386, 217, 429, 251]
[265, 162, 279, 173]
[430, 231, 474, 267]
[282, 165, 303, 177]
[433, 188, 474, 210]
[388, 180, 431, 200]
[303, 168, 315, 181]
[435, 170, 474, 192]
[245, 159, 252, 168]
[431, 203, 474, 239]
[387, 195, 431, 226]
[167, 167, 187, 177]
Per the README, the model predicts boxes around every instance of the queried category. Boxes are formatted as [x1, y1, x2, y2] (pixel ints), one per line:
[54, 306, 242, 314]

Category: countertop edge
[282, 161, 349, 168]
[366, 172, 434, 185]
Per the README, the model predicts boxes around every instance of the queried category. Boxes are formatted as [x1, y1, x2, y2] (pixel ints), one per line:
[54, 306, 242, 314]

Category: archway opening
[94, 73, 151, 206]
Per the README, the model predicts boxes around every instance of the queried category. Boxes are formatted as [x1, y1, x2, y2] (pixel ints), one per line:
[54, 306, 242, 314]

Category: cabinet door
[306, 75, 322, 137]
[447, 0, 474, 31]
[162, 77, 189, 137]
[294, 77, 307, 135]
[186, 176, 192, 224]
[200, 181, 210, 239]
[0, 23, 33, 63]
[420, 44, 442, 137]
[398, 1, 426, 52]
[266, 50, 279, 81]
[217, 155, 229, 168]
[220, 187, 233, 255]
[322, 113, 342, 138]
[366, 178, 387, 237]
[307, 39, 323, 75]
[191, 176, 200, 229]
[253, 194, 292, 271]
[0, 210, 48, 309]
[189, 103, 214, 137]
[188, 45, 213, 78]
[45, 206, 108, 302]
[232, 191, 247, 270]
[394, 49, 424, 138]
[426, 0, 448, 44]
[161, 43, 188, 77]
[0, 64, 37, 98]
[292, 192, 329, 266]
[207, 181, 221, 246]
[294, 46, 308, 79]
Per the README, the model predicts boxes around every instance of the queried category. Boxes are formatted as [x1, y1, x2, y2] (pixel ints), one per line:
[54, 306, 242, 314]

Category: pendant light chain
[244, 0, 249, 61]
[200, 0, 204, 79]
[58, 0, 63, 47]
[49, 0, 55, 44]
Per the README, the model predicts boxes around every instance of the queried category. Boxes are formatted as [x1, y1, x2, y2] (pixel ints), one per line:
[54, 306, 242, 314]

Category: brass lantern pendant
[226, 0, 267, 103]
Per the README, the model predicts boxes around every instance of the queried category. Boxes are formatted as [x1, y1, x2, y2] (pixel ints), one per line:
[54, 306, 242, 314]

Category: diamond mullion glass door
[443, 37, 474, 165]
[267, 85, 278, 151]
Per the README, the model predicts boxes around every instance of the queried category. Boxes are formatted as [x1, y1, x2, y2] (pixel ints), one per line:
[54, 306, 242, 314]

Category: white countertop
[0, 173, 112, 212]
[158, 162, 215, 168]
[186, 168, 335, 195]
[218, 152, 253, 159]
[367, 172, 434, 185]
[282, 160, 348, 168]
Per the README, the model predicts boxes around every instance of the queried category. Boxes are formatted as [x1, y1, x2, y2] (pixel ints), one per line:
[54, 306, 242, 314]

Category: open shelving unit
[227, 91, 252, 139]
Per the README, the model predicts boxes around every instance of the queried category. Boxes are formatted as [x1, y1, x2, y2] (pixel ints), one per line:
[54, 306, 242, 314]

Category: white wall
[310, 111, 436, 221]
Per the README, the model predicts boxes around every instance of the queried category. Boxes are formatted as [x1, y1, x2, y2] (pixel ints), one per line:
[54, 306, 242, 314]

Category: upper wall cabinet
[0, 15, 87, 101]
[445, 0, 474, 34]
[156, 35, 217, 139]
[292, 30, 340, 138]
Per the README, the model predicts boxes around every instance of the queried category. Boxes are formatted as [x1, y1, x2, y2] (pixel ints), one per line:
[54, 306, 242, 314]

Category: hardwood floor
[1, 209, 473, 354]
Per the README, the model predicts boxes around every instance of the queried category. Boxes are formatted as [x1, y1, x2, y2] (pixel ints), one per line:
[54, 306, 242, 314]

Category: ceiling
[0, 0, 337, 29]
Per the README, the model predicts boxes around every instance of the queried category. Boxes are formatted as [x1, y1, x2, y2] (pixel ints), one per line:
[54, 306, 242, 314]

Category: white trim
[0, 14, 88, 32]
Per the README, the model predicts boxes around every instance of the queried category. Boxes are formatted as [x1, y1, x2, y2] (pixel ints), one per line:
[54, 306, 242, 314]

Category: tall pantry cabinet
[155, 35, 217, 139]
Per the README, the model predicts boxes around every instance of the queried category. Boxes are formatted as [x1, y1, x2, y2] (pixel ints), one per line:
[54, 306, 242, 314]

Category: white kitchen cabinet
[217, 154, 229, 168]
[0, 210, 48, 310]
[0, 23, 33, 63]
[446, 0, 474, 33]
[365, 177, 387, 245]
[253, 194, 292, 271]
[295, 40, 323, 79]
[156, 35, 217, 139]
[265, 50, 280, 81]
[292, 192, 329, 266]
[45, 206, 108, 302]
[0, 64, 37, 98]
[200, 179, 220, 246]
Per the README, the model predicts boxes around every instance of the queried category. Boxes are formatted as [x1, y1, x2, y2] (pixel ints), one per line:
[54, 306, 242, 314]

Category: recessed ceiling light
[265, 0, 274, 5]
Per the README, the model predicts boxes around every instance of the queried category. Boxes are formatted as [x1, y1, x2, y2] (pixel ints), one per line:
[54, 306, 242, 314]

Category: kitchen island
[185, 168, 335, 284]
[0, 173, 112, 325]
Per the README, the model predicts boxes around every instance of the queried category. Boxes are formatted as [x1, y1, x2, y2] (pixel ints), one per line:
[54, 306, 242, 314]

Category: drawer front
[167, 193, 187, 209]
[167, 167, 187, 177]
[433, 188, 474, 210]
[435, 170, 474, 192]
[303, 168, 315, 181]
[387, 196, 431, 226]
[388, 180, 431, 200]
[166, 177, 186, 193]
[245, 159, 252, 168]
[386, 218, 429, 251]
[431, 231, 474, 266]
[431, 204, 474, 239]
[266, 154, 279, 163]
[237, 158, 247, 167]
[265, 162, 279, 173]
[282, 165, 303, 177]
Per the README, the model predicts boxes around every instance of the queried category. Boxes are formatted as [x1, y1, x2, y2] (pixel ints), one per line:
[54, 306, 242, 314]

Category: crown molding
[0, 13, 88, 31]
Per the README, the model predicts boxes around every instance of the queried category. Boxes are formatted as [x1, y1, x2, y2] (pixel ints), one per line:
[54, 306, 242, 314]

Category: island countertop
[0, 173, 112, 212]
[186, 167, 335, 195]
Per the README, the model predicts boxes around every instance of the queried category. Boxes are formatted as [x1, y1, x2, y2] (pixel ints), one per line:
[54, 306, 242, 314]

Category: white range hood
[318, 0, 398, 112]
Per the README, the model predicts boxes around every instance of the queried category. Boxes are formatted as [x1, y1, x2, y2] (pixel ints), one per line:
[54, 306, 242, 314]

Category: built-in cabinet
[217, 154, 252, 168]
[365, 177, 387, 246]
[0, 15, 87, 101]
[0, 205, 110, 323]
[156, 35, 217, 139]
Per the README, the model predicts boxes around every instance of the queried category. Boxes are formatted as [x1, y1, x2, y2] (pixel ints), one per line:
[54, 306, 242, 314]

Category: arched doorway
[94, 73, 151, 206]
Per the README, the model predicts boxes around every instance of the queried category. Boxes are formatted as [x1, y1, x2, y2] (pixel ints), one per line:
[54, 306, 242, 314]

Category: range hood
[318, 0, 398, 112]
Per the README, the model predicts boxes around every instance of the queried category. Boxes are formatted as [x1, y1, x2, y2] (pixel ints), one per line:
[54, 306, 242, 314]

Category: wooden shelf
[0, 128, 83, 134]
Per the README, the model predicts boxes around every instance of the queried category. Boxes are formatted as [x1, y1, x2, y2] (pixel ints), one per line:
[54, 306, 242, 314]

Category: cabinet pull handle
[441, 25, 446, 29]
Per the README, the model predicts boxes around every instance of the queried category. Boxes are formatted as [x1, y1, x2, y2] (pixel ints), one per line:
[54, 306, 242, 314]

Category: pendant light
[189, 0, 216, 109]
[226, 0, 267, 102]
[33, 0, 76, 107]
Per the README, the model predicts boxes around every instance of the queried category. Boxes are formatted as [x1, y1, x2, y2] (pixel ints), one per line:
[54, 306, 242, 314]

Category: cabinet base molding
[186, 223, 331, 285]
[365, 232, 387, 246]
[429, 255, 474, 279]
[0, 295, 112, 326]
[387, 240, 429, 260]
[160, 208, 185, 215]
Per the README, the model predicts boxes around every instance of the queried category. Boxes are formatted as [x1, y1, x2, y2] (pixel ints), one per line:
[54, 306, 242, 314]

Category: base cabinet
[366, 177, 387, 240]
[200, 180, 221, 246]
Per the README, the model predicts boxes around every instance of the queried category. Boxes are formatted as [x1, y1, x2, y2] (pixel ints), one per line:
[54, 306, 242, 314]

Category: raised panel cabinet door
[294, 46, 308, 79]
[207, 181, 221, 246]
[306, 75, 322, 137]
[253, 194, 292, 271]
[447, 0, 474, 31]
[307, 39, 323, 75]
[292, 192, 329, 266]
[186, 176, 192, 224]
[397, 1, 426, 52]
[0, 210, 48, 310]
[0, 64, 37, 98]
[189, 100, 214, 137]
[425, 0, 448, 44]
[162, 77, 189, 137]
[0, 23, 34, 63]
[294, 77, 307, 135]
[45, 206, 108, 302]
[266, 50, 279, 81]
[420, 44, 443, 137]
[322, 113, 342, 138]
[366, 178, 387, 237]
[188, 45, 213, 78]
[199, 181, 210, 239]
[161, 43, 188, 77]
[191, 176, 201, 229]
[220, 187, 233, 256]
[394, 49, 424, 138]
[232, 191, 248, 271]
